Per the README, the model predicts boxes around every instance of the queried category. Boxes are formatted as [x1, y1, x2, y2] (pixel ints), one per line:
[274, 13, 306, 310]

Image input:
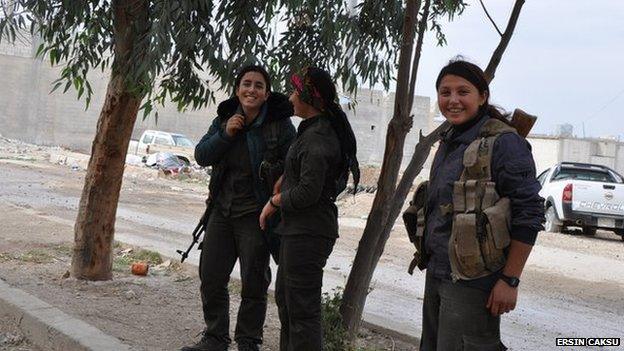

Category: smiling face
[437, 74, 487, 125]
[235, 71, 269, 112]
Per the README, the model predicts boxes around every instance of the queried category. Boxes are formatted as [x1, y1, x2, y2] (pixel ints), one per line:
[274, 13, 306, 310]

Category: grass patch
[49, 243, 73, 257]
[0, 252, 12, 262]
[0, 156, 37, 162]
[113, 248, 163, 272]
[322, 288, 356, 351]
[228, 280, 242, 294]
[18, 249, 54, 263]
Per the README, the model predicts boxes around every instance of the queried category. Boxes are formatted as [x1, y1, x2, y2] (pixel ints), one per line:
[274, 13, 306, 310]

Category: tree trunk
[375, 122, 448, 261]
[341, 0, 422, 339]
[369, 0, 433, 265]
[71, 0, 147, 280]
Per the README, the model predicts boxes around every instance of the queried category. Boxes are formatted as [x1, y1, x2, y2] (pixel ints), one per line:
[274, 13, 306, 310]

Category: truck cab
[539, 162, 624, 240]
[130, 130, 195, 165]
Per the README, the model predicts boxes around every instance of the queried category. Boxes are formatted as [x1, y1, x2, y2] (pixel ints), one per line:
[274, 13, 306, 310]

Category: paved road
[1, 158, 623, 350]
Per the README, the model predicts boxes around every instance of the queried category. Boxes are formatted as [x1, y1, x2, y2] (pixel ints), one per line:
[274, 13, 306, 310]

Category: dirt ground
[0, 137, 415, 350]
[0, 319, 40, 351]
[0, 205, 414, 351]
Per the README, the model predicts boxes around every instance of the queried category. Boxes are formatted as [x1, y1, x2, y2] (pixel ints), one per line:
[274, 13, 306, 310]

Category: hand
[486, 279, 518, 316]
[273, 175, 284, 195]
[259, 199, 278, 230]
[225, 114, 245, 137]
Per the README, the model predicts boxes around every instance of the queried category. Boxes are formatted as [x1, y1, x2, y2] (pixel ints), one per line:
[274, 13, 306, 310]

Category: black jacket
[277, 114, 342, 238]
[195, 93, 296, 206]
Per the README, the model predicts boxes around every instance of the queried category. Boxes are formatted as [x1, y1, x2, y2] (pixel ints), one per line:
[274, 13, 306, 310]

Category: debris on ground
[125, 154, 144, 166]
[145, 152, 185, 171]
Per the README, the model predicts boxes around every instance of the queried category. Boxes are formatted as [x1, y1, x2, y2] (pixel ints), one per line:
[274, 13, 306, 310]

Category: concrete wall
[528, 135, 624, 176]
[527, 136, 560, 174]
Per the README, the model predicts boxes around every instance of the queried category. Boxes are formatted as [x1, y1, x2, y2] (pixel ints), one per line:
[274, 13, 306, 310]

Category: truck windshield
[553, 168, 618, 183]
[172, 135, 194, 147]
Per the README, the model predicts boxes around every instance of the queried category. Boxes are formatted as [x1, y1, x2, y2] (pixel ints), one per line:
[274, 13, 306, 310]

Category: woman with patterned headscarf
[259, 67, 359, 350]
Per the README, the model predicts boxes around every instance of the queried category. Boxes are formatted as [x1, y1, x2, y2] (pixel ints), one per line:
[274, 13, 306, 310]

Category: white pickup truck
[128, 130, 195, 165]
[538, 162, 624, 240]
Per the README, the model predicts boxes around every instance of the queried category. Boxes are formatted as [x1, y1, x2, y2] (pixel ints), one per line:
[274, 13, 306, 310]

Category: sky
[409, 0, 624, 139]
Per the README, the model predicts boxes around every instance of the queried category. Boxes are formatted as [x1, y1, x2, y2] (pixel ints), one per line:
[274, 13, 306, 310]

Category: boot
[236, 339, 260, 351]
[180, 331, 229, 351]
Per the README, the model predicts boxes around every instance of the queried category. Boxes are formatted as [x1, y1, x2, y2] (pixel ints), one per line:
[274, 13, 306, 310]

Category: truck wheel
[582, 227, 597, 236]
[545, 206, 562, 233]
[613, 229, 624, 241]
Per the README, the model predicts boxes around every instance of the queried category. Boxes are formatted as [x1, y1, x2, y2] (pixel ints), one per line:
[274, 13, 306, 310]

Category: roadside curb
[361, 317, 420, 346]
[0, 278, 132, 351]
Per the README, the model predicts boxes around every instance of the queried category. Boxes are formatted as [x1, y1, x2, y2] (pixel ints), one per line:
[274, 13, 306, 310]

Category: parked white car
[128, 130, 195, 165]
[538, 162, 624, 240]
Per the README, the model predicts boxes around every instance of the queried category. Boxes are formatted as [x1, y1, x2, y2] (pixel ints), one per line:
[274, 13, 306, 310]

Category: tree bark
[71, 0, 147, 280]
[340, 0, 422, 339]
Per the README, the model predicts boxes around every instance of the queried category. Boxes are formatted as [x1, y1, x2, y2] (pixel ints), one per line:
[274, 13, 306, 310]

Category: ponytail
[295, 67, 361, 194]
[327, 101, 360, 192]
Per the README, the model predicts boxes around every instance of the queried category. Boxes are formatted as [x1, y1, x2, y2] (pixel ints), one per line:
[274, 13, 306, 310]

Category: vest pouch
[403, 206, 424, 243]
[450, 213, 486, 279]
[403, 181, 429, 273]
[481, 197, 511, 272]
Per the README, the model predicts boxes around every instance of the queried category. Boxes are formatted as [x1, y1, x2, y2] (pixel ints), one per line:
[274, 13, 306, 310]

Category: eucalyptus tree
[0, 0, 405, 280]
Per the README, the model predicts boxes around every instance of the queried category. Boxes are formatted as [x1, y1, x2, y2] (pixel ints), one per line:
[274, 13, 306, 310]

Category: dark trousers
[199, 210, 271, 344]
[420, 273, 507, 351]
[275, 235, 335, 351]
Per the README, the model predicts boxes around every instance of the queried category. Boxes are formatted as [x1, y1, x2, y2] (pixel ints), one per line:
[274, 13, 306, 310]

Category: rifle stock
[510, 108, 537, 138]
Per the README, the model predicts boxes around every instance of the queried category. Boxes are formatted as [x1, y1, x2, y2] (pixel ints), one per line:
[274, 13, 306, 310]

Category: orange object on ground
[131, 262, 149, 276]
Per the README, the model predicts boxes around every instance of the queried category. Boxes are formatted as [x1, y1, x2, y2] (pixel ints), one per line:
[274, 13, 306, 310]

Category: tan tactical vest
[403, 118, 516, 279]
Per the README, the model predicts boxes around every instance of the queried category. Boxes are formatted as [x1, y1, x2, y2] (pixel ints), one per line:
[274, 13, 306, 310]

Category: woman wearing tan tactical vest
[409, 59, 545, 350]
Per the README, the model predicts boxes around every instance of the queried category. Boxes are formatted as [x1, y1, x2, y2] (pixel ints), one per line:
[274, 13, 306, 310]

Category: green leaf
[49, 81, 63, 94]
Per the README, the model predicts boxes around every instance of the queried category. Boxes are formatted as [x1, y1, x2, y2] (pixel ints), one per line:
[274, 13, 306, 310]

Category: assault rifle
[176, 198, 212, 263]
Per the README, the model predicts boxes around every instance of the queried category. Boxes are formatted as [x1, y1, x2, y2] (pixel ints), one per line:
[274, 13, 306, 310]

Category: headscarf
[290, 67, 325, 110]
[290, 67, 361, 194]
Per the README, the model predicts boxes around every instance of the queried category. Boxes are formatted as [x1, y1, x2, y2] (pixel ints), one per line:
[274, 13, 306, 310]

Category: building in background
[556, 123, 574, 138]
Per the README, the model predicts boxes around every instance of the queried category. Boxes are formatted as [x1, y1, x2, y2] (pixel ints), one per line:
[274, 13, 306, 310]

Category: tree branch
[407, 0, 430, 113]
[484, 0, 525, 82]
[478, 0, 502, 37]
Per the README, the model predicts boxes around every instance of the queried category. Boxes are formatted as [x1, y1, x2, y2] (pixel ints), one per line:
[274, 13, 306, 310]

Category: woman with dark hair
[259, 67, 359, 350]
[182, 65, 296, 351]
[413, 59, 544, 350]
